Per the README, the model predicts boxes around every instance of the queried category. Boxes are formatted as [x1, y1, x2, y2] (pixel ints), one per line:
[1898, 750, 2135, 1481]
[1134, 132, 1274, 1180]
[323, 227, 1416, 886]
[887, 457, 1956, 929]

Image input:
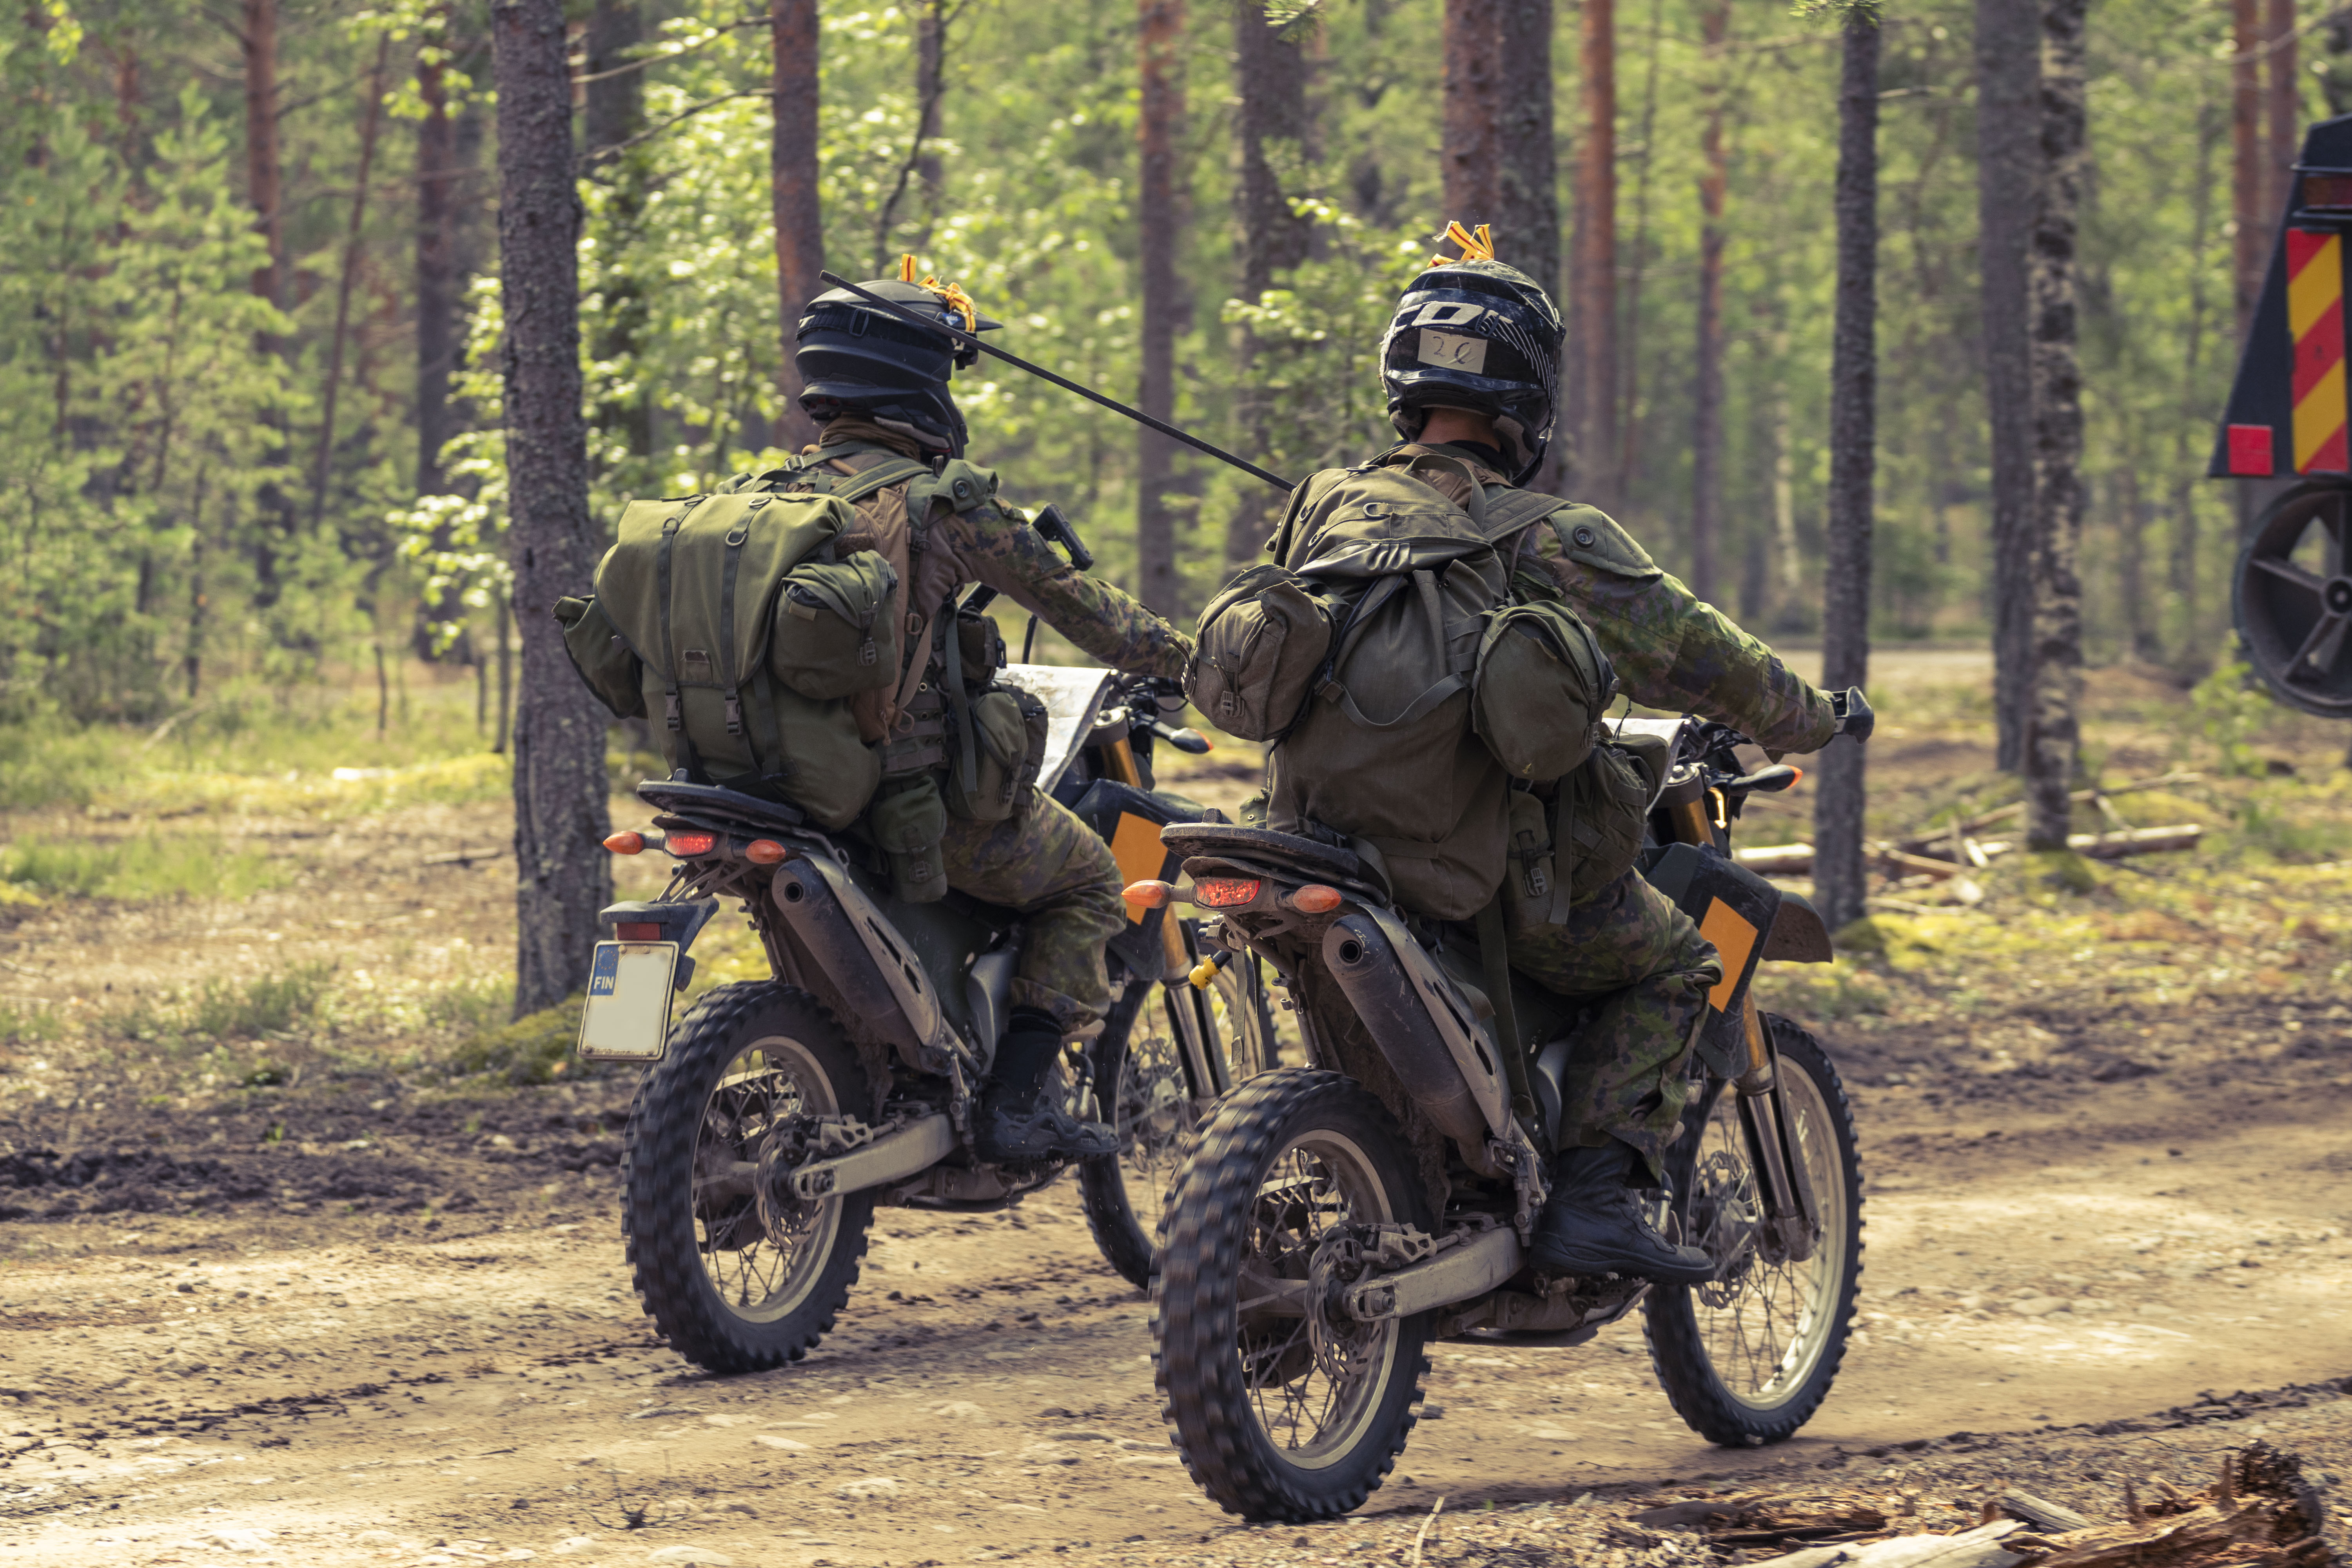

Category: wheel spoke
[2289, 612, 2352, 681]
[2251, 552, 2327, 599]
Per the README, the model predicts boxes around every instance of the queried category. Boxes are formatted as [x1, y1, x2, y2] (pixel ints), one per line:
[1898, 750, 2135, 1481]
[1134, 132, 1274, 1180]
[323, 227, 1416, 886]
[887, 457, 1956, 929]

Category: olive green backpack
[554, 486, 904, 829]
[1192, 451, 1630, 922]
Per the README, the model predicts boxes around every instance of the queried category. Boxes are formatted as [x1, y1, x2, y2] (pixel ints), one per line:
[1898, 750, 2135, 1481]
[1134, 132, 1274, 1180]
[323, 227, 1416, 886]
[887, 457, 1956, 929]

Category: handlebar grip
[1832, 686, 1874, 743]
[1147, 718, 1212, 755]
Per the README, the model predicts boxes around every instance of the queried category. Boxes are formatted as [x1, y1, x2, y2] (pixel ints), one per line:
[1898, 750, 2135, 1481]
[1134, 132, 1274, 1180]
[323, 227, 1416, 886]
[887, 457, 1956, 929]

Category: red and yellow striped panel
[2288, 228, 2350, 474]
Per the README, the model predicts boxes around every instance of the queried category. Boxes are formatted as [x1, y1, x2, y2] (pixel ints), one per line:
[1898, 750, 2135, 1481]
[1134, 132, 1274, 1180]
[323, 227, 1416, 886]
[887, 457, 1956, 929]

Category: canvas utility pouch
[944, 688, 1033, 823]
[866, 772, 949, 903]
[770, 552, 900, 700]
[1499, 786, 1566, 933]
[1187, 564, 1333, 741]
[1472, 595, 1615, 783]
[1555, 743, 1654, 906]
[552, 595, 647, 721]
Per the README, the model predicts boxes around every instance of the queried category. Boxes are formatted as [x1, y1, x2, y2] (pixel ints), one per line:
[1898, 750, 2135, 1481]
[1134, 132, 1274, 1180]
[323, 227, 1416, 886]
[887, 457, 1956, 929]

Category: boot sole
[1530, 1243, 1717, 1289]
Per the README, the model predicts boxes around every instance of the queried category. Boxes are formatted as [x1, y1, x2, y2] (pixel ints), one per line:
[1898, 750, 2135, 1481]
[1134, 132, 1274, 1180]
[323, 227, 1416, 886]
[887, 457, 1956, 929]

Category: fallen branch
[1999, 1492, 2096, 1534]
[1744, 1519, 2028, 1568]
[1895, 772, 2203, 852]
[1743, 826, 2201, 878]
[422, 846, 510, 867]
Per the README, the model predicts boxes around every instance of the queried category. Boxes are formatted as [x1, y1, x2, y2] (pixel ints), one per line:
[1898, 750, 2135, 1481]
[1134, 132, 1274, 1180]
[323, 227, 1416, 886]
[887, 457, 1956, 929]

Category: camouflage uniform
[780, 420, 1192, 1032]
[1411, 443, 1836, 1172]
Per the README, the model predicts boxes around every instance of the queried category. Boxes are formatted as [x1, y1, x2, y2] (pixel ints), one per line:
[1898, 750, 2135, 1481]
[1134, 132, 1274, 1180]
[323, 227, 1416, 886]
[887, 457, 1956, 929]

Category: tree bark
[916, 1, 946, 220]
[1812, 9, 1878, 935]
[584, 0, 644, 163]
[2171, 96, 2222, 669]
[312, 35, 392, 535]
[1570, 0, 1617, 510]
[1136, 0, 1187, 615]
[416, 13, 461, 493]
[772, 0, 824, 453]
[1690, 0, 1728, 606]
[1229, 0, 1315, 574]
[2234, 0, 2265, 339]
[2024, 0, 2088, 854]
[493, 0, 613, 1017]
[240, 0, 284, 324]
[1496, 0, 1558, 296]
[1975, 0, 2038, 771]
[2267, 0, 2298, 242]
[1443, 0, 1503, 225]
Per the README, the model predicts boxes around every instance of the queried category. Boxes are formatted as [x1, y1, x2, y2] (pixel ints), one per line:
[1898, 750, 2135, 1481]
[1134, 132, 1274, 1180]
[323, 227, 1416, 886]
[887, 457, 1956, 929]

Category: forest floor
[2, 650, 2351, 1568]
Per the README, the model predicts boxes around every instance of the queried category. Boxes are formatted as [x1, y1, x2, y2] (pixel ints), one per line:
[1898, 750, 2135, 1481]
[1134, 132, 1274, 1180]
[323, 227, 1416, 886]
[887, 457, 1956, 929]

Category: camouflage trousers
[936, 786, 1125, 1033]
[1506, 869, 1723, 1177]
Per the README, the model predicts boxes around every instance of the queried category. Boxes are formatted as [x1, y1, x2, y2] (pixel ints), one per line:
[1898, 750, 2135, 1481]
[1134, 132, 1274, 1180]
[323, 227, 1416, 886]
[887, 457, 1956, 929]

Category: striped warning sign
[2288, 227, 2350, 474]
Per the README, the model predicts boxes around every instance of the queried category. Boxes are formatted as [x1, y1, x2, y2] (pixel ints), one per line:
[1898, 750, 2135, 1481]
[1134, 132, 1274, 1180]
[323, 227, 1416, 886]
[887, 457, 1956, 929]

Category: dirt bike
[1147, 711, 1867, 1521]
[577, 661, 1275, 1374]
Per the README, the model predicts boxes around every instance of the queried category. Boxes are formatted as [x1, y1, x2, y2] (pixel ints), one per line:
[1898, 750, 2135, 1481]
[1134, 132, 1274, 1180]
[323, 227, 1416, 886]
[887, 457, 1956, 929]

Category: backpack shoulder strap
[829, 455, 931, 505]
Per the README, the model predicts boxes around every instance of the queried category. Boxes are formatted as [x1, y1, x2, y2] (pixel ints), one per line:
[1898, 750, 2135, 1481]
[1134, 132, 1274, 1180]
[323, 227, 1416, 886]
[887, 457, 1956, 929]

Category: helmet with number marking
[1381, 236, 1564, 484]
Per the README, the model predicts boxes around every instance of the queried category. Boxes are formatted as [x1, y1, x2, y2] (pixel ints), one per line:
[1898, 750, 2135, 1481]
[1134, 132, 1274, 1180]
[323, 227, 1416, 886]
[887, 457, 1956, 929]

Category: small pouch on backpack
[1500, 786, 1567, 933]
[553, 595, 649, 721]
[866, 771, 949, 903]
[1187, 563, 1334, 741]
[1555, 744, 1654, 905]
[943, 688, 1030, 823]
[1008, 683, 1050, 804]
[1472, 597, 1615, 782]
[770, 552, 901, 700]
[954, 608, 1007, 692]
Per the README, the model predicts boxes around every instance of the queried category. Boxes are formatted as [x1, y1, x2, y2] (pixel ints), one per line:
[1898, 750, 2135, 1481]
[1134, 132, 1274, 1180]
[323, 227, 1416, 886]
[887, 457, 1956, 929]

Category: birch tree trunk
[1690, 0, 1730, 605]
[1229, 0, 1314, 574]
[494, 0, 614, 1016]
[2025, 0, 2089, 854]
[772, 0, 824, 453]
[1975, 0, 2038, 771]
[1136, 0, 1187, 615]
[1812, 8, 1878, 935]
[1570, 0, 1617, 510]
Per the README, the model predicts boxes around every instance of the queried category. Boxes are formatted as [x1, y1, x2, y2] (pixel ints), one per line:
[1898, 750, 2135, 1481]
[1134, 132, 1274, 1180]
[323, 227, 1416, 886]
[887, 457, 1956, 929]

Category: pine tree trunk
[312, 36, 391, 535]
[916, 1, 946, 220]
[1496, 0, 1559, 490]
[1570, 0, 1617, 510]
[1442, 0, 1503, 224]
[584, 0, 643, 162]
[2266, 0, 2298, 217]
[1229, 0, 1314, 575]
[586, 0, 653, 461]
[1811, 9, 1878, 936]
[1689, 0, 1729, 605]
[2234, 0, 2265, 338]
[772, 0, 824, 453]
[493, 0, 613, 1018]
[1136, 0, 1187, 615]
[2171, 98, 2222, 669]
[1975, 0, 2038, 772]
[240, 0, 283, 323]
[416, 13, 460, 494]
[2025, 0, 2088, 854]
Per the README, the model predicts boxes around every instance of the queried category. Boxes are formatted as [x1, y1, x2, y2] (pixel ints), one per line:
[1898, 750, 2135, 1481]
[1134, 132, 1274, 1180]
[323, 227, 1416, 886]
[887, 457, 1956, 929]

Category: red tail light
[1194, 877, 1262, 909]
[666, 831, 717, 857]
[615, 922, 663, 942]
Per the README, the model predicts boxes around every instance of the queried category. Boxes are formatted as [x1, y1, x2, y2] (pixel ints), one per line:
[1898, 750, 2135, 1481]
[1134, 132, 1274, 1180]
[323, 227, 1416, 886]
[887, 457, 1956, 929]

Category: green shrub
[2, 832, 285, 901]
[191, 962, 336, 1039]
[449, 996, 589, 1085]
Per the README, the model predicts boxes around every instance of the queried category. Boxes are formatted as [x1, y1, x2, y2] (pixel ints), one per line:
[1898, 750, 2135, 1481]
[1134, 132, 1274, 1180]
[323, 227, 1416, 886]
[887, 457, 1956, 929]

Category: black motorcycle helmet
[794, 263, 1002, 457]
[1380, 223, 1564, 484]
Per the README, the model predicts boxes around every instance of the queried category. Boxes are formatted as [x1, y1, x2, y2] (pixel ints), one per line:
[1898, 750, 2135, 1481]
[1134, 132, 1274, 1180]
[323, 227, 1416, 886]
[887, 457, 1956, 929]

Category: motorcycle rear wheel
[1154, 1069, 1431, 1522]
[622, 981, 875, 1374]
[1644, 1016, 1862, 1445]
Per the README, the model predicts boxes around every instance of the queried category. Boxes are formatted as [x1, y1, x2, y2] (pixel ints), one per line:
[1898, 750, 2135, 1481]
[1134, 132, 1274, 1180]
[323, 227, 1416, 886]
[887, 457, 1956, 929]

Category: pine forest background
[3, 0, 2324, 731]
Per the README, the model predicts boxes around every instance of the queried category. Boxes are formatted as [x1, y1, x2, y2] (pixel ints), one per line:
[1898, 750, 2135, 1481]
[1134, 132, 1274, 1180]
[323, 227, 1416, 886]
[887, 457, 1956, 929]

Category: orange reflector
[1194, 877, 1261, 909]
[745, 839, 788, 865]
[667, 831, 717, 857]
[604, 831, 646, 855]
[1789, 768, 1804, 784]
[615, 922, 663, 942]
[1287, 884, 1343, 914]
[1123, 879, 1174, 909]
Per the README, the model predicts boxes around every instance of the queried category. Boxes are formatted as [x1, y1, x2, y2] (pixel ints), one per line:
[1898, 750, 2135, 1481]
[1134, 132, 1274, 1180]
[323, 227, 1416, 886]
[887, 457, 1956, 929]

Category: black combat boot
[972, 1007, 1119, 1163]
[1528, 1141, 1716, 1286]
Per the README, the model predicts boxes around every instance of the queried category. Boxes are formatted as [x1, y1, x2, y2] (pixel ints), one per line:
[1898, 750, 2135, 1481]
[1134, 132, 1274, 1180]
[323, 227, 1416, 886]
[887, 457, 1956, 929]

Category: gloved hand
[1829, 686, 1874, 743]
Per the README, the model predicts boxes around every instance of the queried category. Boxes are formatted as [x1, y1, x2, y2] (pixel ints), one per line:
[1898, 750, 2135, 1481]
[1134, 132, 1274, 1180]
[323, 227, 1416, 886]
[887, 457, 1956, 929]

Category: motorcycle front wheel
[621, 981, 875, 1374]
[1154, 1069, 1431, 1522]
[1644, 1014, 1862, 1445]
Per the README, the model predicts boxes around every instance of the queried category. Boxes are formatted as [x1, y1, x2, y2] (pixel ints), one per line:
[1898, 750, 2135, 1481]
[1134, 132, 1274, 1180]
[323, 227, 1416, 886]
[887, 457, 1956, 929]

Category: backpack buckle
[664, 692, 683, 731]
[724, 693, 744, 736]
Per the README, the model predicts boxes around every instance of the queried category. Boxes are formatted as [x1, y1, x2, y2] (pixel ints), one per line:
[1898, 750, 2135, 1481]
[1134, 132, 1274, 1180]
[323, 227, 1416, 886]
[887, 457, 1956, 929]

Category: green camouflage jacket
[1407, 443, 1835, 755]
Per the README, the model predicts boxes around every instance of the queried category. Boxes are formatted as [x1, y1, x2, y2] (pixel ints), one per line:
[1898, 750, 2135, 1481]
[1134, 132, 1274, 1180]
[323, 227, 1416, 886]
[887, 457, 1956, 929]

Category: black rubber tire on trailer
[622, 981, 874, 1375]
[1154, 1068, 1432, 1522]
[1643, 1016, 1863, 1446]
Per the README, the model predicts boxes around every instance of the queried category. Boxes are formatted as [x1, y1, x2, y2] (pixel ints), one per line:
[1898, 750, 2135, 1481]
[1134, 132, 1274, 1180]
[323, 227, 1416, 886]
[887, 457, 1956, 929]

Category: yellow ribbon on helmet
[1430, 220, 1496, 267]
[894, 253, 979, 332]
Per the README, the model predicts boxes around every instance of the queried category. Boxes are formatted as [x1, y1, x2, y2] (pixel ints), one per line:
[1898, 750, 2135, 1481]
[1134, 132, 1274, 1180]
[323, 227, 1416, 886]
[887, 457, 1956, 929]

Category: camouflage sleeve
[1528, 507, 1836, 753]
[945, 502, 1196, 680]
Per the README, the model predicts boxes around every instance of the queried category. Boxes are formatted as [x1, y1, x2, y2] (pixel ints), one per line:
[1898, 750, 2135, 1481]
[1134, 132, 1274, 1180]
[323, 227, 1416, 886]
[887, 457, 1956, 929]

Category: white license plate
[576, 941, 679, 1062]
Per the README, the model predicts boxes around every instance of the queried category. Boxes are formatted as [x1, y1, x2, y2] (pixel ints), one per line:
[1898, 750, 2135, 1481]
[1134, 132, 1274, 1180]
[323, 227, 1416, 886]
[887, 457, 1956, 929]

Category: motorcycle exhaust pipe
[1321, 914, 1494, 1159]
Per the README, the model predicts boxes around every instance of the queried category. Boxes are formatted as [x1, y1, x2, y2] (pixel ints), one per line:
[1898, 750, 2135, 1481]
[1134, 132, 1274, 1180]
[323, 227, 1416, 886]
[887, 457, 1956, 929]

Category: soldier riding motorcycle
[552, 265, 1207, 1372]
[1149, 224, 1874, 1519]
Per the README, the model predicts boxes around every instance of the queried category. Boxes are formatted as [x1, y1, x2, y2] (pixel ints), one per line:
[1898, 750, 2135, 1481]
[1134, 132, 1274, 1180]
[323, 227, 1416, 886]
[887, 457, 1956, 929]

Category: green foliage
[191, 962, 338, 1040]
[2188, 646, 2272, 778]
[0, 832, 284, 902]
[448, 997, 590, 1086]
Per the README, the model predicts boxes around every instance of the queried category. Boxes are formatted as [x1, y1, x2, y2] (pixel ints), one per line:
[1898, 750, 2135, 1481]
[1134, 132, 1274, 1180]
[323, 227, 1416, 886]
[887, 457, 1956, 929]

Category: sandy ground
[2, 655, 2350, 1567]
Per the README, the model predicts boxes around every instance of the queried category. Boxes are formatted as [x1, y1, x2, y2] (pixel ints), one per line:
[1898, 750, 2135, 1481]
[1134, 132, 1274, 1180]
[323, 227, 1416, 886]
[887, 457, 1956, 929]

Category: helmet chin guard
[1381, 228, 1564, 484]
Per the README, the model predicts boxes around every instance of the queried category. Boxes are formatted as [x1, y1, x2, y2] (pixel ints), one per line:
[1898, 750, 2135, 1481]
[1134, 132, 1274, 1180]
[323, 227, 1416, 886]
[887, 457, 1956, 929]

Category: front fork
[1732, 995, 1818, 1263]
[1103, 731, 1230, 1105]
